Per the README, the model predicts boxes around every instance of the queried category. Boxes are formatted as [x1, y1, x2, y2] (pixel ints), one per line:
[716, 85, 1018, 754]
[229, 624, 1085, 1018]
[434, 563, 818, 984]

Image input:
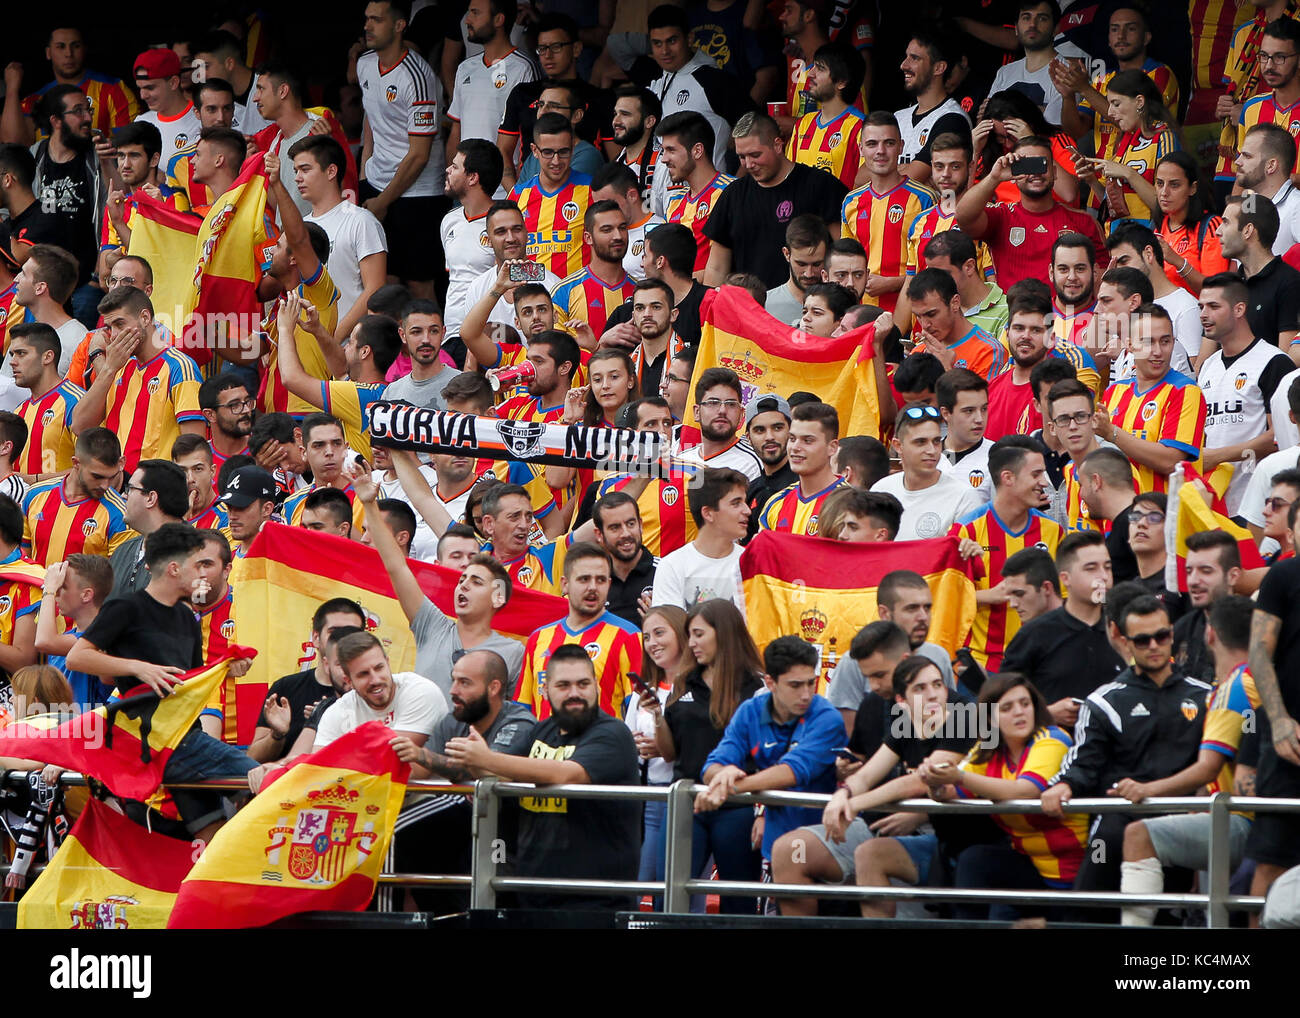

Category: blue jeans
[640, 795, 666, 882]
[690, 807, 762, 915]
[163, 728, 257, 836]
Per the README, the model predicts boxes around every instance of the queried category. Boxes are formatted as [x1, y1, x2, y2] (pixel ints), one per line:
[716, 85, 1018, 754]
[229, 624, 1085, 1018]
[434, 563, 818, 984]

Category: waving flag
[0, 651, 252, 801]
[168, 722, 408, 928]
[687, 286, 884, 442]
[181, 152, 277, 367]
[740, 531, 976, 688]
[1166, 463, 1266, 593]
[17, 796, 194, 929]
[124, 192, 202, 331]
[230, 524, 565, 746]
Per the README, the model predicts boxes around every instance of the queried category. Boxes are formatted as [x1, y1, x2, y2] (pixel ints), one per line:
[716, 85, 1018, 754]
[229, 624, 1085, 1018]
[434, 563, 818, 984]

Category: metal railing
[3, 771, 1293, 927]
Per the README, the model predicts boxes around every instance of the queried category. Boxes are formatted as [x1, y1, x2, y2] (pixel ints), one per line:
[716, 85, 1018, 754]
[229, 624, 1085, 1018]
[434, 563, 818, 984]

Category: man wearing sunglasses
[1041, 593, 1210, 911]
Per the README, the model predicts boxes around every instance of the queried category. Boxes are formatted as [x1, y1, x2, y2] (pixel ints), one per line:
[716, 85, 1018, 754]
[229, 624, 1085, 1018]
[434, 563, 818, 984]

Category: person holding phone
[1148, 152, 1229, 297]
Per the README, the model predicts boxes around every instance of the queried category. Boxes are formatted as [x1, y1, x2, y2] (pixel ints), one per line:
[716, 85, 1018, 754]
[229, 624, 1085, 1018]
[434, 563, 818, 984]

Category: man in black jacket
[1041, 594, 1211, 906]
[1172, 530, 1241, 684]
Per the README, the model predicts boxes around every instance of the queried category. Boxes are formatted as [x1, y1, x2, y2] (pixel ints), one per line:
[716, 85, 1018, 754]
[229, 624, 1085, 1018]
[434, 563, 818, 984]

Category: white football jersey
[624, 213, 665, 280]
[357, 48, 445, 197]
[938, 437, 994, 506]
[440, 205, 496, 336]
[894, 98, 970, 163]
[446, 47, 537, 145]
[136, 103, 201, 160]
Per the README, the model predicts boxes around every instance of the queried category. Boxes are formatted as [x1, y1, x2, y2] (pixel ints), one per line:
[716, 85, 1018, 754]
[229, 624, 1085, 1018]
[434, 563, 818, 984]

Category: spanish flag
[687, 286, 883, 442]
[168, 721, 407, 928]
[0, 650, 252, 801]
[124, 191, 202, 332]
[230, 524, 566, 746]
[181, 152, 278, 367]
[1166, 463, 1266, 593]
[740, 531, 976, 688]
[17, 796, 194, 929]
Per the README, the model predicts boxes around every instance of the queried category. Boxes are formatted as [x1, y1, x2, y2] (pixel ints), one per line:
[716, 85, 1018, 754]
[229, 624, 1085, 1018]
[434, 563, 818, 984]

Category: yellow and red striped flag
[1166, 463, 1266, 593]
[124, 192, 202, 332]
[168, 721, 407, 928]
[229, 523, 566, 746]
[686, 286, 883, 442]
[740, 531, 976, 688]
[181, 152, 278, 367]
[17, 796, 195, 929]
[0, 651, 252, 800]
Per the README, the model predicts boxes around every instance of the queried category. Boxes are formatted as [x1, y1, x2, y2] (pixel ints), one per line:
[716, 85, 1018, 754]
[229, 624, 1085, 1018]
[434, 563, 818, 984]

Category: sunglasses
[1127, 627, 1172, 648]
[1129, 509, 1165, 526]
[901, 405, 941, 421]
[1264, 496, 1295, 513]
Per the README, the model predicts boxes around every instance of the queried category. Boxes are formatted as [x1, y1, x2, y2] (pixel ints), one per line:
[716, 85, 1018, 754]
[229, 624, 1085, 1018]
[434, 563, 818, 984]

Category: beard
[615, 122, 645, 149]
[61, 122, 92, 152]
[554, 699, 599, 734]
[453, 692, 491, 725]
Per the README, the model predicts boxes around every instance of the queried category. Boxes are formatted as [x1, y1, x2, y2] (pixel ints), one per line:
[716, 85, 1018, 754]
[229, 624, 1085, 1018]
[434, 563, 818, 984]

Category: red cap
[133, 48, 182, 81]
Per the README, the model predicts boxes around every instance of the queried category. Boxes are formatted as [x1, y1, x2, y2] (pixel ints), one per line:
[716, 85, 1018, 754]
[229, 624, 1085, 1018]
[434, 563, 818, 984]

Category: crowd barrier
[2, 772, 1294, 928]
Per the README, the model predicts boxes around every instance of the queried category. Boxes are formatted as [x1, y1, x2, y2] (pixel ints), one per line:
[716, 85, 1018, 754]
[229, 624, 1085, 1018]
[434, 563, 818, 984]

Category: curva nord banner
[367, 401, 678, 474]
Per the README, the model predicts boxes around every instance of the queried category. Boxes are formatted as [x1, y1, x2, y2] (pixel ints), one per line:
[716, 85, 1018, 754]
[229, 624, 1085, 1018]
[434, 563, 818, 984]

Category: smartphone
[832, 747, 858, 762]
[509, 261, 546, 283]
[1070, 697, 1086, 706]
[1010, 156, 1048, 176]
[629, 672, 650, 697]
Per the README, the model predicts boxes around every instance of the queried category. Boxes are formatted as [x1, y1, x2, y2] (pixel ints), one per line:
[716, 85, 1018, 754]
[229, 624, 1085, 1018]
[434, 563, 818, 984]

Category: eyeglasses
[1259, 51, 1298, 65]
[698, 398, 742, 411]
[61, 105, 92, 118]
[901, 405, 941, 420]
[1127, 627, 1173, 648]
[107, 274, 139, 288]
[1051, 410, 1092, 428]
[665, 373, 690, 385]
[217, 397, 255, 412]
[1129, 509, 1165, 526]
[1265, 495, 1295, 512]
[532, 100, 574, 112]
[536, 147, 573, 161]
[536, 42, 575, 56]
[126, 483, 147, 494]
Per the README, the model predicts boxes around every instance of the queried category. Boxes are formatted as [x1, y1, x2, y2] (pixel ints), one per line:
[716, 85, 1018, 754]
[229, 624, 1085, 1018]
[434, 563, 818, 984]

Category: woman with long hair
[560, 348, 637, 428]
[1122, 151, 1228, 295]
[920, 672, 1087, 920]
[627, 606, 691, 886]
[1081, 69, 1182, 228]
[971, 89, 1080, 206]
[655, 599, 764, 914]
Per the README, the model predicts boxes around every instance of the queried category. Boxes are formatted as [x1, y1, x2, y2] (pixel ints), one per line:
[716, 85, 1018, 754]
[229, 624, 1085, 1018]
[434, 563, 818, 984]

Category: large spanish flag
[229, 524, 566, 746]
[124, 192, 202, 331]
[740, 531, 976, 687]
[180, 151, 277, 366]
[688, 286, 883, 441]
[1165, 463, 1266, 593]
[168, 721, 407, 928]
[0, 650, 251, 801]
[17, 796, 194, 929]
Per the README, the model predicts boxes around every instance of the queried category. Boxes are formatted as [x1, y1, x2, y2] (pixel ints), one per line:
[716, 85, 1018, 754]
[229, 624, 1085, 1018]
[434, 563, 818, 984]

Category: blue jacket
[703, 692, 843, 857]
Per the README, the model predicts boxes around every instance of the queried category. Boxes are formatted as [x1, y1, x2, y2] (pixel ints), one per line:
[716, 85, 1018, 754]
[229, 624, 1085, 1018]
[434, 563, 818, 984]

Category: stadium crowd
[1, 0, 1300, 926]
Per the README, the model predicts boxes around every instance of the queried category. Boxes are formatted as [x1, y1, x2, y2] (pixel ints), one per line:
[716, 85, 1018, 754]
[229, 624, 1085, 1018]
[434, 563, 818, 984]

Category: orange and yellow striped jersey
[101, 339, 205, 473]
[957, 726, 1087, 885]
[281, 482, 367, 533]
[23, 71, 140, 135]
[164, 145, 215, 213]
[552, 268, 636, 337]
[257, 263, 341, 417]
[944, 324, 1008, 382]
[758, 477, 847, 536]
[841, 178, 938, 311]
[597, 470, 696, 558]
[1079, 59, 1180, 150]
[1159, 216, 1230, 295]
[21, 479, 133, 566]
[0, 550, 41, 650]
[509, 171, 593, 279]
[1060, 460, 1108, 535]
[517, 610, 643, 719]
[1216, 90, 1300, 183]
[786, 107, 865, 187]
[1203, 662, 1262, 798]
[484, 536, 570, 595]
[15, 380, 84, 476]
[951, 505, 1063, 671]
[1094, 127, 1178, 225]
[196, 589, 240, 743]
[666, 172, 734, 273]
[320, 380, 386, 463]
[905, 207, 995, 281]
[1102, 369, 1206, 494]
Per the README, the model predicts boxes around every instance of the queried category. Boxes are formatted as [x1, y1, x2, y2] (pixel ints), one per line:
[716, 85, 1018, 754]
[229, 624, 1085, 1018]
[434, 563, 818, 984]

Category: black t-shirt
[256, 668, 339, 755]
[514, 712, 641, 884]
[703, 163, 849, 289]
[82, 590, 203, 695]
[1172, 608, 1213, 683]
[605, 546, 656, 627]
[848, 691, 890, 759]
[745, 462, 796, 542]
[688, 0, 781, 82]
[1, 198, 74, 259]
[881, 701, 975, 772]
[1137, 569, 1186, 623]
[499, 78, 614, 149]
[664, 668, 764, 783]
[1030, 430, 1071, 490]
[604, 281, 707, 348]
[1257, 557, 1300, 715]
[1246, 258, 1300, 347]
[1000, 606, 1125, 704]
[37, 154, 96, 285]
[1106, 502, 1139, 584]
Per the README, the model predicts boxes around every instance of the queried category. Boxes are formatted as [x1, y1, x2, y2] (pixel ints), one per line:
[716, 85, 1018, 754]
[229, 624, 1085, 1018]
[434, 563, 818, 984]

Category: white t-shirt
[871, 470, 985, 540]
[988, 59, 1063, 124]
[446, 47, 537, 145]
[1273, 181, 1300, 255]
[305, 200, 388, 319]
[233, 97, 272, 136]
[462, 260, 563, 337]
[313, 671, 447, 749]
[626, 687, 673, 784]
[440, 205, 496, 336]
[651, 541, 746, 613]
[1271, 367, 1300, 451]
[357, 48, 446, 197]
[1155, 286, 1204, 364]
[938, 437, 994, 506]
[1240, 444, 1300, 527]
[674, 437, 763, 482]
[136, 103, 202, 160]
[624, 213, 665, 280]
[375, 463, 440, 561]
[894, 97, 971, 164]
